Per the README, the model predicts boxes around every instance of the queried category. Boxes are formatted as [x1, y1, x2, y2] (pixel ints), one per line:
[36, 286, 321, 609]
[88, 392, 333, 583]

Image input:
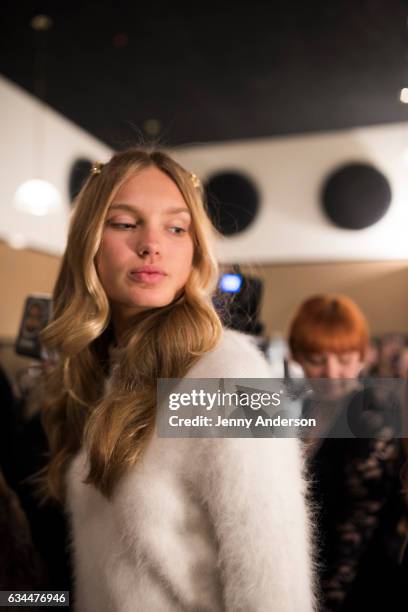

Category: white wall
[174, 125, 408, 263]
[2, 72, 408, 263]
[0, 75, 112, 254]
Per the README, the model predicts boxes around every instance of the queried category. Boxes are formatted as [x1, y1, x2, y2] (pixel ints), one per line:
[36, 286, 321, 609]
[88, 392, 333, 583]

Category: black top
[303, 386, 406, 611]
[0, 365, 19, 483]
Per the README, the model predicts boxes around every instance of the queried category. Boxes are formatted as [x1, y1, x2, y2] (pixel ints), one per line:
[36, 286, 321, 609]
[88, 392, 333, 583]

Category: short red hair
[288, 294, 369, 359]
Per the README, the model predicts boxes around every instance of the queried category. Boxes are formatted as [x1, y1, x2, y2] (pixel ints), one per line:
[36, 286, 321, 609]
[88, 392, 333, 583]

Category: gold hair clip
[91, 161, 104, 175]
[190, 172, 201, 189]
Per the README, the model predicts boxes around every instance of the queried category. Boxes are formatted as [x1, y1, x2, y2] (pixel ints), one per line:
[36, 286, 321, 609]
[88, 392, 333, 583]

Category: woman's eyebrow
[165, 207, 191, 216]
[108, 204, 138, 214]
[109, 203, 191, 216]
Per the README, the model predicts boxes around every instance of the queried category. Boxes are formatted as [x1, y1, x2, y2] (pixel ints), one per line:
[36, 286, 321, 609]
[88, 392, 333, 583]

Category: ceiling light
[400, 88, 408, 103]
[14, 16, 62, 218]
[30, 15, 53, 31]
[14, 179, 62, 216]
[113, 33, 128, 47]
[143, 118, 161, 136]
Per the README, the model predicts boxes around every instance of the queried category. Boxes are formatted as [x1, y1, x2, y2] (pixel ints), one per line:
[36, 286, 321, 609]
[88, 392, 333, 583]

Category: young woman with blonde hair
[41, 148, 315, 611]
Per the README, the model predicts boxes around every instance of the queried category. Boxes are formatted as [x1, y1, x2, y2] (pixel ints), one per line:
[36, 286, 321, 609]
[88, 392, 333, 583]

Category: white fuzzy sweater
[66, 329, 316, 611]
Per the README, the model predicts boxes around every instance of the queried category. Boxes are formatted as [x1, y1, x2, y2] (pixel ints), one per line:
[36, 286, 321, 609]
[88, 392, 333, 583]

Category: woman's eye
[108, 220, 137, 230]
[168, 226, 186, 234]
[306, 355, 324, 366]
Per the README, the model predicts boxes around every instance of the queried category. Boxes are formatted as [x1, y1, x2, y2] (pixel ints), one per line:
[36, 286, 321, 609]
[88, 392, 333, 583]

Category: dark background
[1, 0, 408, 147]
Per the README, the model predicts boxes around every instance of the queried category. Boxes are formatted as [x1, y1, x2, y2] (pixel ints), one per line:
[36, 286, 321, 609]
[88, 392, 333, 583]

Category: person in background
[289, 294, 404, 611]
[0, 361, 47, 591]
[377, 333, 405, 378]
[361, 336, 381, 378]
[0, 361, 18, 485]
[0, 469, 46, 592]
[397, 340, 408, 379]
[39, 148, 315, 612]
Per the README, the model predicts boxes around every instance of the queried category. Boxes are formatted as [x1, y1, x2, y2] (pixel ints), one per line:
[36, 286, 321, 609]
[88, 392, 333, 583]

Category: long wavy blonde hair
[41, 148, 222, 502]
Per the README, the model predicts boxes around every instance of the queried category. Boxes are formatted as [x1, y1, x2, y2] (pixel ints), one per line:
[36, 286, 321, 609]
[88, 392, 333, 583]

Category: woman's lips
[129, 271, 166, 284]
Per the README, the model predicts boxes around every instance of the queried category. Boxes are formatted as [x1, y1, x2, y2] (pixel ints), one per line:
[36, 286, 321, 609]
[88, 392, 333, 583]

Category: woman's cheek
[104, 235, 130, 264]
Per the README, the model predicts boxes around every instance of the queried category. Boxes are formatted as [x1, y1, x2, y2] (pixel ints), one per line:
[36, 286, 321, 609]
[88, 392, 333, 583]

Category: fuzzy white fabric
[66, 329, 316, 611]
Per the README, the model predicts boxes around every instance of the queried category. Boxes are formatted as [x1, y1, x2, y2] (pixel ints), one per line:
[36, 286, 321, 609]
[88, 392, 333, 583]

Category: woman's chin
[127, 296, 173, 311]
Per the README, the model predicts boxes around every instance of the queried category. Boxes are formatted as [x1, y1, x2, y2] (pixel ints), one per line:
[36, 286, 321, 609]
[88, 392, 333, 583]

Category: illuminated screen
[219, 273, 243, 293]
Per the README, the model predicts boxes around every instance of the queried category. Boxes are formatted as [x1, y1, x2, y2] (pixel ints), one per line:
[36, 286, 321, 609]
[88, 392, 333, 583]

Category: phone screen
[15, 295, 52, 359]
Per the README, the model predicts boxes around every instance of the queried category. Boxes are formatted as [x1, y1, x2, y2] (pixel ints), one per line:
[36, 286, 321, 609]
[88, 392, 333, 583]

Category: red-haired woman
[289, 295, 404, 611]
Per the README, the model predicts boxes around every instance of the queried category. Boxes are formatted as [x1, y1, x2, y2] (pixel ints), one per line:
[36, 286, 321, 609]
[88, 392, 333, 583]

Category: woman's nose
[135, 228, 161, 258]
[325, 356, 340, 379]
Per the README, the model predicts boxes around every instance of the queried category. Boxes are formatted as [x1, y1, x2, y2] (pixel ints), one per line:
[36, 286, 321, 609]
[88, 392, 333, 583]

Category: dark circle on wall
[204, 171, 260, 236]
[68, 158, 93, 204]
[321, 163, 392, 230]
